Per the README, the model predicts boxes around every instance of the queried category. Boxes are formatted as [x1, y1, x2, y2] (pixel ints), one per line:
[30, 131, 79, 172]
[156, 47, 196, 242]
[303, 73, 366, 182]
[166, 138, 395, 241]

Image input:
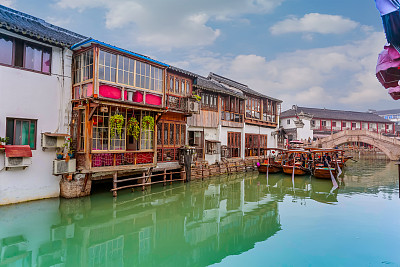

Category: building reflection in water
[0, 158, 396, 266]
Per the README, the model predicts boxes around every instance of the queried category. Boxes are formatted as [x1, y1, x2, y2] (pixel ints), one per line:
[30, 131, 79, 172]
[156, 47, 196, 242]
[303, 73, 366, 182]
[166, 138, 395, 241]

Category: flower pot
[127, 91, 133, 101]
[68, 152, 74, 158]
[56, 153, 64, 160]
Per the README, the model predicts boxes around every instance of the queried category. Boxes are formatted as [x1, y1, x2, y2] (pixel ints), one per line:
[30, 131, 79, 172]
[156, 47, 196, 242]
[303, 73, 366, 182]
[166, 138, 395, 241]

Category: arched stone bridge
[313, 130, 400, 160]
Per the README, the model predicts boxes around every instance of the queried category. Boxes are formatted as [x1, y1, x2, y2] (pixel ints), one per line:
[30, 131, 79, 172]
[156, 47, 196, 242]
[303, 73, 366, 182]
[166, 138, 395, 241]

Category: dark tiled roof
[281, 106, 392, 123]
[0, 5, 86, 47]
[374, 108, 400, 115]
[194, 76, 245, 99]
[208, 72, 282, 103]
[168, 65, 197, 78]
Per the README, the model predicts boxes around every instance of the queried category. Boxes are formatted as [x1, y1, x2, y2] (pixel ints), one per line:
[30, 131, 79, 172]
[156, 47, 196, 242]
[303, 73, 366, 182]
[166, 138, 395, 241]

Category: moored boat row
[258, 147, 352, 179]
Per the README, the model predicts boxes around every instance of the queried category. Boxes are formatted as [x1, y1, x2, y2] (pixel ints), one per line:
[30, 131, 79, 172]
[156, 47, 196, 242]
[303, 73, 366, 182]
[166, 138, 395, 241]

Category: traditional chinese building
[280, 106, 395, 143]
[69, 39, 176, 196]
[208, 73, 282, 159]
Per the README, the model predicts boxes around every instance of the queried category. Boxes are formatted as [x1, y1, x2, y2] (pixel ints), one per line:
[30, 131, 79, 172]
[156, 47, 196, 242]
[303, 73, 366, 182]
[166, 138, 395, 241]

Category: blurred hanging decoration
[375, 0, 400, 100]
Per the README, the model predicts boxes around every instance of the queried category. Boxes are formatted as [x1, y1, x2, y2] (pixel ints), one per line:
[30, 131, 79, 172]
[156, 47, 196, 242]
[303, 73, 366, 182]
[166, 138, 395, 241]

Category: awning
[205, 140, 221, 143]
[5, 145, 32, 158]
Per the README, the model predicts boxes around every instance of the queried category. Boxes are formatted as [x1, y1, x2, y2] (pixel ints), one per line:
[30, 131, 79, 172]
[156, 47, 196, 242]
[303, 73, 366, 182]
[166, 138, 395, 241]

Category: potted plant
[142, 115, 155, 131]
[0, 137, 9, 148]
[110, 114, 124, 138]
[127, 117, 140, 140]
[56, 152, 64, 160]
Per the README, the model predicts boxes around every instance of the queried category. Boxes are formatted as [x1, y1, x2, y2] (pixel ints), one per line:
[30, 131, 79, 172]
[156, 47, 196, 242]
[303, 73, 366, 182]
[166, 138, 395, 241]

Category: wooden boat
[281, 149, 312, 176]
[331, 159, 344, 168]
[257, 148, 285, 174]
[258, 163, 282, 173]
[282, 164, 309, 175]
[313, 166, 337, 179]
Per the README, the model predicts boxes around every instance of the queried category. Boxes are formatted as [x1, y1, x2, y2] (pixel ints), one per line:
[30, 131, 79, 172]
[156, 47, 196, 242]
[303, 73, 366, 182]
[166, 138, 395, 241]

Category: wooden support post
[163, 169, 167, 186]
[398, 162, 400, 198]
[142, 172, 146, 191]
[170, 172, 173, 185]
[113, 172, 118, 197]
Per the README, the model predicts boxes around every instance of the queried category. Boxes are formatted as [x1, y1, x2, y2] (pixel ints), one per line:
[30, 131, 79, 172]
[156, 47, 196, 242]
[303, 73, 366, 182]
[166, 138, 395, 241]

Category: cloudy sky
[1, 0, 395, 111]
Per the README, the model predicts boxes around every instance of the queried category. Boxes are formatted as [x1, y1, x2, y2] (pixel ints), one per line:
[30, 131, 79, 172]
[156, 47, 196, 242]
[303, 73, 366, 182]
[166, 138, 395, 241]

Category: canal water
[0, 157, 399, 266]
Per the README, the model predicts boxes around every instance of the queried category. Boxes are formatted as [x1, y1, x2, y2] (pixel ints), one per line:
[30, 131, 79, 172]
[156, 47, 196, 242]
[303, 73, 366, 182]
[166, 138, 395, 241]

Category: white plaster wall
[0, 30, 73, 205]
[188, 126, 220, 164]
[296, 119, 313, 141]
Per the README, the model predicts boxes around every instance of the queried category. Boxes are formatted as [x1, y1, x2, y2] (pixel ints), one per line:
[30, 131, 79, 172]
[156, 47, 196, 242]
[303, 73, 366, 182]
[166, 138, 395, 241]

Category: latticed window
[74, 49, 93, 84]
[117, 55, 135, 86]
[98, 50, 117, 82]
[97, 49, 163, 92]
[156, 121, 186, 162]
[92, 108, 110, 151]
[140, 111, 154, 150]
[228, 132, 241, 158]
[245, 134, 267, 157]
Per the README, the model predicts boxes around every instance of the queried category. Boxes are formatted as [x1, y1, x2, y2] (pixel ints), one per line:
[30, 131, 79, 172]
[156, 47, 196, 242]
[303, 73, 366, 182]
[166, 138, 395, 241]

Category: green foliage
[62, 137, 74, 153]
[127, 117, 140, 140]
[142, 115, 155, 131]
[0, 137, 9, 144]
[110, 114, 124, 138]
[192, 94, 201, 102]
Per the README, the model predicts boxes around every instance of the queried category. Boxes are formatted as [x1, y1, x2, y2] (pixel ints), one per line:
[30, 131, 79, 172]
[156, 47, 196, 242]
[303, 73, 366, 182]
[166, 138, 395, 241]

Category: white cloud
[56, 0, 284, 49]
[0, 0, 15, 8]
[176, 32, 390, 111]
[270, 13, 359, 35]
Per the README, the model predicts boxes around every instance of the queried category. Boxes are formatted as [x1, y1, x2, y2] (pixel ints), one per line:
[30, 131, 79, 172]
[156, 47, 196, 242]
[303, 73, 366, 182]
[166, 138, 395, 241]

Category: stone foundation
[60, 174, 91, 199]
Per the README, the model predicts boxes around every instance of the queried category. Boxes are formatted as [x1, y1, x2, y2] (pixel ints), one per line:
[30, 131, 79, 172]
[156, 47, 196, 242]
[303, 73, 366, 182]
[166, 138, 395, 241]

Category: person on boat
[323, 154, 328, 167]
[300, 154, 306, 167]
[326, 154, 331, 163]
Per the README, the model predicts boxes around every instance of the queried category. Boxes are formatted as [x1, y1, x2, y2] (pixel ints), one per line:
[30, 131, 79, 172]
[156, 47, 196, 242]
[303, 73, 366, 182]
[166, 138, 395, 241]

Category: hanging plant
[142, 115, 155, 131]
[192, 94, 201, 102]
[127, 117, 140, 140]
[110, 114, 124, 138]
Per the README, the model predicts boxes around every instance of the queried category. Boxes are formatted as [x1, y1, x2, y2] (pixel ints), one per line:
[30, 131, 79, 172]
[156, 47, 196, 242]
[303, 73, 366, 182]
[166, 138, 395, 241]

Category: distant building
[372, 109, 400, 125]
[280, 106, 395, 142]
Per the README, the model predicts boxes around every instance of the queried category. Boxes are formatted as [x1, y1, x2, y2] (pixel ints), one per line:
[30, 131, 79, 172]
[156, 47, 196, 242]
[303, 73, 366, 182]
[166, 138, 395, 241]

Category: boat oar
[326, 159, 339, 191]
[291, 161, 295, 188]
[335, 156, 342, 178]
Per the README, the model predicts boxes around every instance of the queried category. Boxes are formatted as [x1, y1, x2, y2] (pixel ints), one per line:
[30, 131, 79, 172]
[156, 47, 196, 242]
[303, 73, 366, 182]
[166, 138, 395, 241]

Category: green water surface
[0, 157, 399, 266]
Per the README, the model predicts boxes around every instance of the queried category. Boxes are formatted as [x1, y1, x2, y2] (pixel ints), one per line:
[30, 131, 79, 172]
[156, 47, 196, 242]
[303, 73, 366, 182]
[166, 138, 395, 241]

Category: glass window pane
[25, 45, 42, 71]
[6, 118, 14, 145]
[30, 121, 36, 148]
[0, 35, 13, 65]
[21, 121, 29, 145]
[42, 50, 51, 73]
[15, 120, 21, 145]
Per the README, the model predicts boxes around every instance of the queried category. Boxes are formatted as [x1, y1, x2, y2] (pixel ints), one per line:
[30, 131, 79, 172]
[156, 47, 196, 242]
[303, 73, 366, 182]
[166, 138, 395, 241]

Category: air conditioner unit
[187, 99, 200, 113]
[41, 133, 67, 150]
[5, 157, 32, 169]
[53, 159, 76, 175]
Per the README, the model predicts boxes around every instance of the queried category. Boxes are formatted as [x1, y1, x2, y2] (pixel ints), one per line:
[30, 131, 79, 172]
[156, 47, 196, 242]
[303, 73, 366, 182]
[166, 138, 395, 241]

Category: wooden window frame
[97, 48, 163, 93]
[5, 117, 38, 150]
[227, 132, 241, 158]
[0, 33, 52, 75]
[201, 92, 218, 111]
[221, 96, 244, 122]
[245, 134, 268, 157]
